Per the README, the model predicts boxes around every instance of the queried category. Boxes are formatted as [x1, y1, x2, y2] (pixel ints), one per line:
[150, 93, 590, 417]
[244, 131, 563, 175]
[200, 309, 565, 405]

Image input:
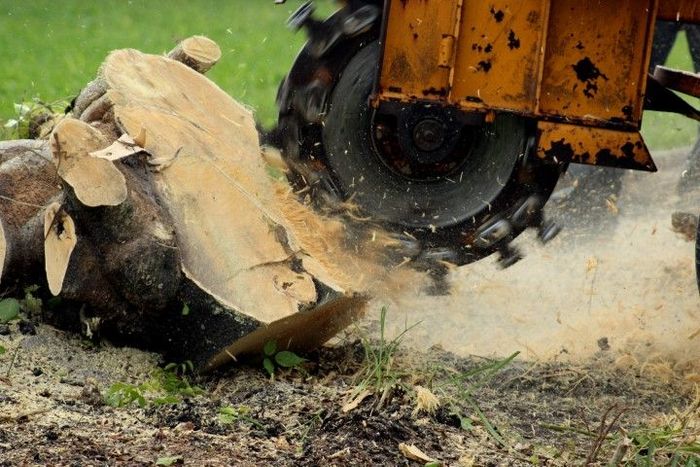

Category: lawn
[0, 1, 696, 148]
[0, 0, 334, 129]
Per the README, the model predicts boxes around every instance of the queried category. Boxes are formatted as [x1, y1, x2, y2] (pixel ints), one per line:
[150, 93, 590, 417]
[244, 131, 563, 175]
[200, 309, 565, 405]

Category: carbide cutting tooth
[511, 195, 543, 228]
[474, 218, 512, 248]
[538, 221, 561, 244]
[287, 1, 317, 32]
[497, 244, 523, 269]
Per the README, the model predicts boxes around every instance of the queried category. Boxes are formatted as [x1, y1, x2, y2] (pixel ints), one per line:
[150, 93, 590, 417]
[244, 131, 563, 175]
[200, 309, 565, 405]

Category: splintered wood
[0, 37, 373, 371]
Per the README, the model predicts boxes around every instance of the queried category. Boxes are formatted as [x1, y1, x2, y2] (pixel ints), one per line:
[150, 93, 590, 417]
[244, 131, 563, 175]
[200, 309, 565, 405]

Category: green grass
[0, 0, 334, 128]
[0, 2, 696, 147]
[355, 306, 420, 395]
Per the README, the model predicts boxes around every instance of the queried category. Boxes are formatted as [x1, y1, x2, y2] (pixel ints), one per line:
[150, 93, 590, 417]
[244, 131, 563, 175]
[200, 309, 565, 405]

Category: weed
[0, 345, 5, 356]
[262, 340, 306, 378]
[541, 396, 700, 465]
[163, 360, 194, 377]
[355, 306, 420, 395]
[0, 98, 66, 140]
[20, 285, 42, 318]
[0, 286, 44, 325]
[0, 298, 20, 324]
[609, 394, 700, 466]
[104, 382, 147, 408]
[439, 352, 520, 447]
[218, 405, 266, 430]
[155, 455, 183, 466]
[105, 363, 203, 408]
[287, 410, 324, 456]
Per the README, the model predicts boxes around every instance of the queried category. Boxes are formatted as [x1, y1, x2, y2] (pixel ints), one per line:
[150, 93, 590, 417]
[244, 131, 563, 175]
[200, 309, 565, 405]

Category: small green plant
[607, 396, 700, 466]
[104, 381, 148, 408]
[0, 286, 44, 326]
[262, 340, 306, 378]
[1, 98, 66, 140]
[20, 285, 42, 317]
[0, 298, 20, 324]
[441, 352, 520, 447]
[218, 405, 266, 430]
[356, 306, 420, 393]
[163, 360, 194, 377]
[105, 362, 203, 408]
[155, 455, 183, 466]
[0, 345, 6, 356]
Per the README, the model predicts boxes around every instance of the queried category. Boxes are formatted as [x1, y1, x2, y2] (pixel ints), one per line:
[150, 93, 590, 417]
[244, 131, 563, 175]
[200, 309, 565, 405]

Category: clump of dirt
[0, 318, 695, 466]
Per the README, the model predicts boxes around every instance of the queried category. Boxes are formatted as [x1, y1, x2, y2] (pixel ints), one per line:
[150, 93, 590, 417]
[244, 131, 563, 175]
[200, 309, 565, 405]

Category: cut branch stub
[202, 295, 367, 372]
[167, 35, 222, 74]
[72, 79, 107, 119]
[50, 118, 127, 207]
[44, 202, 77, 296]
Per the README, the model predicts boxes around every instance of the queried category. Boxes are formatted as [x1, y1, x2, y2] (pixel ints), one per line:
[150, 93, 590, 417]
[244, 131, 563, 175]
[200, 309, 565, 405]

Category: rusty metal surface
[452, 0, 549, 113]
[378, 0, 462, 102]
[536, 121, 657, 172]
[658, 0, 700, 22]
[378, 0, 656, 128]
[538, 0, 656, 126]
[375, 0, 667, 170]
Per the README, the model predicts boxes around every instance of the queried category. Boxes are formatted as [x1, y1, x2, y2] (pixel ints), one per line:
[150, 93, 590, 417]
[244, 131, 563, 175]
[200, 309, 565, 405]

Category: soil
[0, 320, 695, 466]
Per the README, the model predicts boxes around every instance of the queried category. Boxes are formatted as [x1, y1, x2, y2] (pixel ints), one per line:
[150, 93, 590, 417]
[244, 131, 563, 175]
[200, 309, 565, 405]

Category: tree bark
[0, 140, 60, 291]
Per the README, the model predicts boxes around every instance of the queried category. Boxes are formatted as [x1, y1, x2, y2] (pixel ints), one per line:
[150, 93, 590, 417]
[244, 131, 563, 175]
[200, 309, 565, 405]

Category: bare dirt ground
[0, 322, 696, 466]
[0, 149, 698, 466]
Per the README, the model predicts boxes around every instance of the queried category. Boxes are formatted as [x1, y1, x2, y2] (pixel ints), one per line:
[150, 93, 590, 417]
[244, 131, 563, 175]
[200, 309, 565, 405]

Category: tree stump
[0, 37, 380, 372]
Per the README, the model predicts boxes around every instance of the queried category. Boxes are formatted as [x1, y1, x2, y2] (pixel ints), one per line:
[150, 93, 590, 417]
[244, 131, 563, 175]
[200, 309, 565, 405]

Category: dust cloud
[373, 147, 699, 376]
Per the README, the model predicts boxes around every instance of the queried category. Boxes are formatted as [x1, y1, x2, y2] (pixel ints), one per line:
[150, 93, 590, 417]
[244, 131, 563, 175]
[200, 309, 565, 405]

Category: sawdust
[377, 147, 700, 376]
[271, 179, 427, 295]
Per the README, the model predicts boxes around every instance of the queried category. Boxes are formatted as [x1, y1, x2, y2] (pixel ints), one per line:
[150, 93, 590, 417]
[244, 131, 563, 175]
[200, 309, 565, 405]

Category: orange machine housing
[375, 0, 699, 172]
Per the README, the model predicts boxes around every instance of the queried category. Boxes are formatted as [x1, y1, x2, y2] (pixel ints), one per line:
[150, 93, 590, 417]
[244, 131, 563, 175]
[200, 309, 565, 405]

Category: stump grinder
[275, 0, 700, 290]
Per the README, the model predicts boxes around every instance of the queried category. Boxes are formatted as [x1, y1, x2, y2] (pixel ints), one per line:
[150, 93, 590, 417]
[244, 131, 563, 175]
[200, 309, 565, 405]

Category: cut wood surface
[102, 47, 330, 322]
[51, 118, 127, 207]
[166, 35, 222, 74]
[43, 202, 77, 296]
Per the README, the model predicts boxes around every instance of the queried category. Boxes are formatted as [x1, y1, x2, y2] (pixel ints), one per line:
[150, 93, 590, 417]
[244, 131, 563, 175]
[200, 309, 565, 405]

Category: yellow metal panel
[378, 0, 462, 102]
[536, 121, 657, 172]
[451, 0, 549, 113]
[539, 0, 656, 126]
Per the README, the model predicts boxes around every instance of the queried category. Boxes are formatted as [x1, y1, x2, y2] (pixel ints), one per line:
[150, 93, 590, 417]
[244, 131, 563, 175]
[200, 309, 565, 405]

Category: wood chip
[341, 389, 372, 413]
[90, 134, 145, 161]
[398, 443, 435, 463]
[413, 385, 440, 416]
